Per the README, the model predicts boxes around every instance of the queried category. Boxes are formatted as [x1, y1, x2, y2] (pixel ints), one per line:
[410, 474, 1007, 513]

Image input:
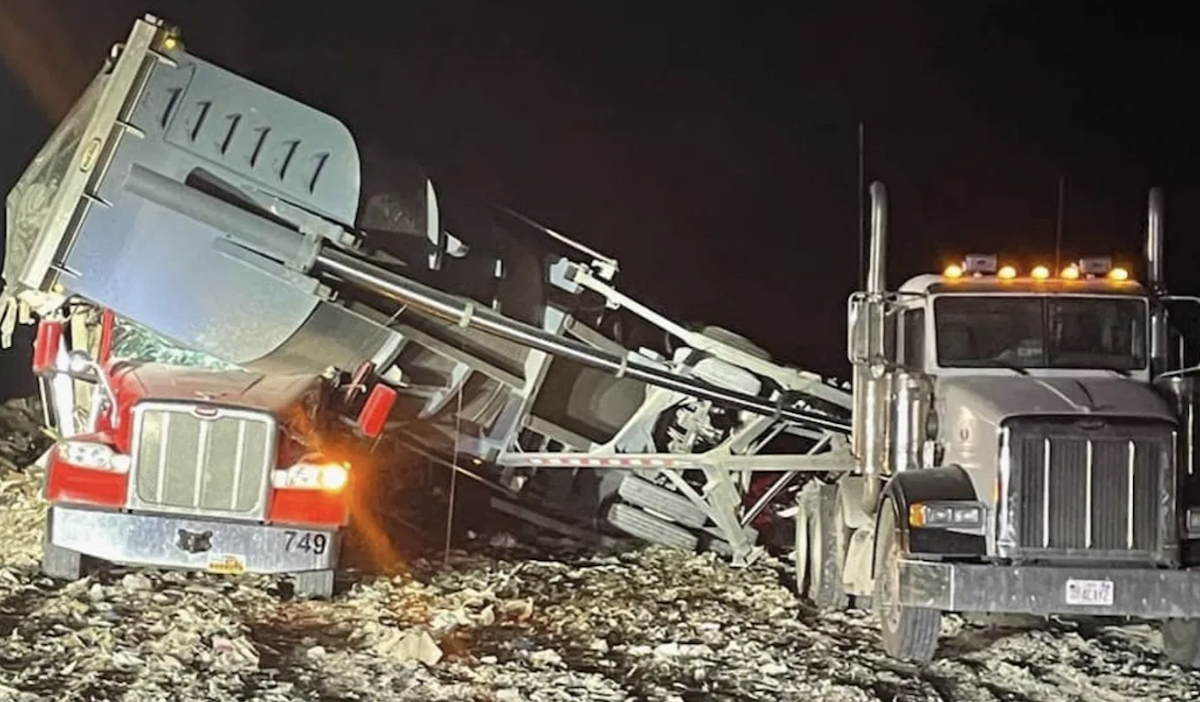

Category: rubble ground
[3, 398, 1200, 702]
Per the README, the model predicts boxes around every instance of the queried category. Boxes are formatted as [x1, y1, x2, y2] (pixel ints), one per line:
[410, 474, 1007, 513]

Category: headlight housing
[909, 501, 984, 530]
[56, 440, 130, 472]
[272, 461, 349, 491]
[1185, 507, 1200, 539]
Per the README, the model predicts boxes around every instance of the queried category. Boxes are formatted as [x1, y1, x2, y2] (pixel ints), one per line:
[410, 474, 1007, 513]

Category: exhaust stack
[1147, 187, 1165, 291]
[1147, 188, 1168, 375]
[859, 181, 889, 510]
[867, 181, 888, 294]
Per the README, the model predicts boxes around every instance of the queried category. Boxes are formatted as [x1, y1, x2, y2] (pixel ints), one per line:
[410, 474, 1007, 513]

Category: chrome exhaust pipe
[861, 181, 889, 510]
[1147, 188, 1168, 374]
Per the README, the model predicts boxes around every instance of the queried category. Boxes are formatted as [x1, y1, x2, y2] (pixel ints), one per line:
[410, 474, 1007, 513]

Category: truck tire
[1161, 618, 1200, 667]
[616, 475, 708, 529]
[292, 570, 336, 599]
[793, 490, 814, 596]
[874, 502, 941, 662]
[808, 484, 848, 610]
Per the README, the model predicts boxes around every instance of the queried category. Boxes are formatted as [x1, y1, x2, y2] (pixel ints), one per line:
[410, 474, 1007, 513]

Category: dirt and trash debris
[1, 397, 1200, 701]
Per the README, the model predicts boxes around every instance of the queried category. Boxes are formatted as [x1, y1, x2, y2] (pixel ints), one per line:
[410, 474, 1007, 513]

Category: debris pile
[1, 402, 1199, 700]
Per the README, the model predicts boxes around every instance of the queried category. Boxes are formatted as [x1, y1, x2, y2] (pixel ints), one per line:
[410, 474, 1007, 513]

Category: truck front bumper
[48, 505, 339, 575]
[899, 558, 1200, 618]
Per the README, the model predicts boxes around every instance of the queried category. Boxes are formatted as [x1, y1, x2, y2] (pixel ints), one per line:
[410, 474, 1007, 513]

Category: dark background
[2, 0, 1198, 398]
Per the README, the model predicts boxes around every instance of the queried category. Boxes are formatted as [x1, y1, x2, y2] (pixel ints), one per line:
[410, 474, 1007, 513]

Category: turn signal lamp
[1060, 264, 1080, 280]
[997, 265, 1017, 280]
[273, 461, 350, 492]
[1030, 265, 1050, 280]
[1108, 267, 1129, 281]
[943, 264, 964, 279]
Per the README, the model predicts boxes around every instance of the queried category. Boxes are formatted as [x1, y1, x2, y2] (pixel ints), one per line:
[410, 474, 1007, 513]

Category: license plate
[282, 530, 332, 556]
[207, 554, 247, 574]
[1065, 578, 1114, 606]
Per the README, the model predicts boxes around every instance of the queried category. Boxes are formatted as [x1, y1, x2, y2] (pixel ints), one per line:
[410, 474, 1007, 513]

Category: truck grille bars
[1001, 417, 1172, 561]
[129, 402, 275, 518]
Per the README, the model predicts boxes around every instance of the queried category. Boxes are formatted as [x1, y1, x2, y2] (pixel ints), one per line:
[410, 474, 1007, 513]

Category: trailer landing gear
[874, 503, 941, 662]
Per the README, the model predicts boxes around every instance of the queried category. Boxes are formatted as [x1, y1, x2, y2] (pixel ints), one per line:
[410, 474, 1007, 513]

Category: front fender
[877, 466, 986, 560]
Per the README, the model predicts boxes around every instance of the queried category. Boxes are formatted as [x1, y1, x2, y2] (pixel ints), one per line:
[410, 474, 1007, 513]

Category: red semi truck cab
[32, 308, 396, 598]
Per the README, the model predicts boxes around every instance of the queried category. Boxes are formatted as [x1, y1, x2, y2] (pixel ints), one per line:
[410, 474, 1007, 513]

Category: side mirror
[356, 384, 397, 439]
[67, 349, 97, 377]
[64, 349, 120, 425]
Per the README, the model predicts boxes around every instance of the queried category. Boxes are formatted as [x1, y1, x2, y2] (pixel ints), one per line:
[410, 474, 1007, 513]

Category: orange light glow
[943, 264, 964, 279]
[997, 265, 1017, 280]
[318, 462, 350, 491]
[1060, 265, 1080, 280]
[1108, 267, 1129, 281]
[1030, 265, 1050, 280]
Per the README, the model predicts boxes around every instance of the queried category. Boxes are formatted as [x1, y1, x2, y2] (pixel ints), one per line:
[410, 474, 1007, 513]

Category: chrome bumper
[49, 505, 339, 575]
[899, 558, 1200, 618]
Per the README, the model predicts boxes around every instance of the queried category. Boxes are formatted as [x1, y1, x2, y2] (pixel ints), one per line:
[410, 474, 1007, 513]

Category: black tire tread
[875, 501, 941, 663]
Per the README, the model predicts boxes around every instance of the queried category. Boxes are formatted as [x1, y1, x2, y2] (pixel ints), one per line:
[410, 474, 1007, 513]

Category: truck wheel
[808, 484, 848, 610]
[793, 490, 813, 595]
[1161, 618, 1200, 667]
[293, 570, 336, 599]
[41, 539, 86, 582]
[874, 502, 941, 662]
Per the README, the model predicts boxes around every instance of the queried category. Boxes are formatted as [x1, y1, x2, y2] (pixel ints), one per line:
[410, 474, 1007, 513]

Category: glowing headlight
[273, 462, 350, 491]
[56, 441, 129, 472]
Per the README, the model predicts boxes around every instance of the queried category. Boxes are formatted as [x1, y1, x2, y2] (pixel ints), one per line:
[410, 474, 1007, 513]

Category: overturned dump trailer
[1, 15, 854, 569]
[15, 15, 1200, 668]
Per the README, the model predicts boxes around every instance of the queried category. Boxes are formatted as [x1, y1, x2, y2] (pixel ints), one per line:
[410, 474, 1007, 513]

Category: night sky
[2, 0, 1199, 389]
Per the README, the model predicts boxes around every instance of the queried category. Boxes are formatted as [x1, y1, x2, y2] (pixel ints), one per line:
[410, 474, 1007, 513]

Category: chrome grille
[1003, 417, 1172, 559]
[130, 402, 275, 517]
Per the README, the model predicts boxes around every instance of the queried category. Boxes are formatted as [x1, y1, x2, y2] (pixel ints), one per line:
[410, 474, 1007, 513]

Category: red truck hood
[110, 362, 325, 416]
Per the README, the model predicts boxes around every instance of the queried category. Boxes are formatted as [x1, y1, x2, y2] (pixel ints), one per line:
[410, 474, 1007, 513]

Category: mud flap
[837, 477, 876, 598]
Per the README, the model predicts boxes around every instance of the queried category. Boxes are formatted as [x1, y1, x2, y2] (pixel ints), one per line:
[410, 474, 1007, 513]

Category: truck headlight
[273, 461, 350, 492]
[1186, 507, 1200, 538]
[56, 441, 130, 472]
[909, 501, 985, 530]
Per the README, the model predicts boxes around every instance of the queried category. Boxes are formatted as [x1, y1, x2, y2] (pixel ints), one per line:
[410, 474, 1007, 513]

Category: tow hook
[176, 529, 213, 554]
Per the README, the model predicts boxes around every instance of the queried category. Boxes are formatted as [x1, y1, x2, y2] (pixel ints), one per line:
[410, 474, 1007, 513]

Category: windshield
[111, 315, 242, 371]
[934, 295, 1148, 371]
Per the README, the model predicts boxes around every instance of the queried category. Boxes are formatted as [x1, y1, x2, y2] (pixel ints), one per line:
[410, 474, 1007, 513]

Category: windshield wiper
[991, 358, 1031, 376]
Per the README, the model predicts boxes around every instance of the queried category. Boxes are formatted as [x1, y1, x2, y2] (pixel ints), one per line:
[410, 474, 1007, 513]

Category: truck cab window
[934, 295, 1147, 371]
[902, 308, 925, 369]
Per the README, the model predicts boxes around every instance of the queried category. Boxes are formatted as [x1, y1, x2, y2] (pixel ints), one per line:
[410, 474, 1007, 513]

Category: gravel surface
[2, 397, 1200, 702]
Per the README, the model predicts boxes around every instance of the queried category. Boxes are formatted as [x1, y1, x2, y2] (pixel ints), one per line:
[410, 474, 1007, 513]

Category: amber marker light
[943, 264, 964, 279]
[1030, 265, 1050, 280]
[1060, 265, 1080, 280]
[997, 265, 1017, 280]
[1108, 267, 1129, 281]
